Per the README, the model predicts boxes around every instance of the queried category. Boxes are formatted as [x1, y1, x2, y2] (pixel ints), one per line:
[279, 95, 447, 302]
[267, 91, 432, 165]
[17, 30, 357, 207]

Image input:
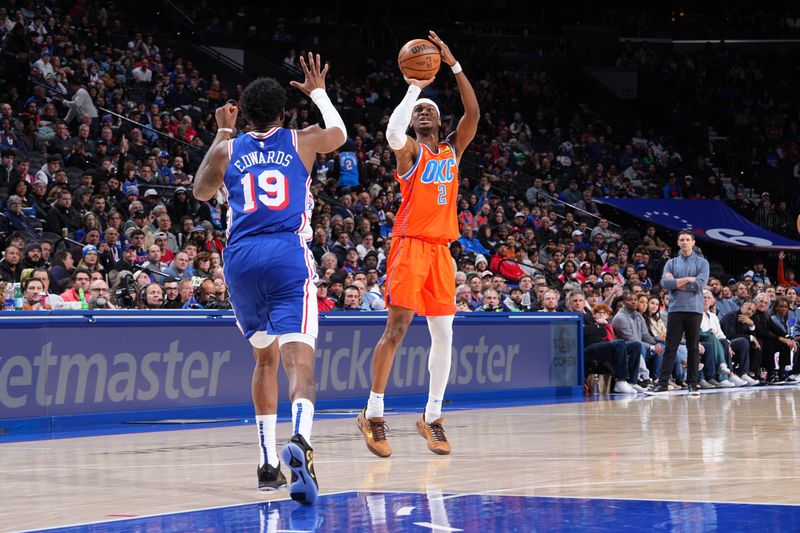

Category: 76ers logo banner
[596, 198, 800, 251]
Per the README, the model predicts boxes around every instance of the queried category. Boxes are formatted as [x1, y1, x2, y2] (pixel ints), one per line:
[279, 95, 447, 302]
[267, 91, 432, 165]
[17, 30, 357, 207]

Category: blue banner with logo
[0, 311, 582, 421]
[596, 198, 800, 251]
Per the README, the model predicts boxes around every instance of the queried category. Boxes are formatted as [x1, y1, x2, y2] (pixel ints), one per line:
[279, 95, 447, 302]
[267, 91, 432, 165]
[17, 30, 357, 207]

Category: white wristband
[217, 128, 234, 134]
[310, 88, 347, 142]
[451, 61, 462, 74]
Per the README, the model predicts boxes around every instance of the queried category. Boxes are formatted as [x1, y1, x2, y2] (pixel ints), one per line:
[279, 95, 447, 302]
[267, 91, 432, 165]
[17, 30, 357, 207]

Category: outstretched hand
[290, 52, 329, 96]
[403, 75, 435, 90]
[428, 30, 456, 66]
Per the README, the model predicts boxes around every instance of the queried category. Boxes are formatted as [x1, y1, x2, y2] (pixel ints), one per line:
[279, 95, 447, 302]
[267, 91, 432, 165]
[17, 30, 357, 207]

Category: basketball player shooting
[357, 31, 479, 457]
[193, 53, 346, 504]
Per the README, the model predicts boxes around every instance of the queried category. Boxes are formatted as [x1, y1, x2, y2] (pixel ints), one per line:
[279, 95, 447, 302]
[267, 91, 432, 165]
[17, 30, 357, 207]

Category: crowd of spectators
[616, 39, 800, 223]
[0, 3, 799, 391]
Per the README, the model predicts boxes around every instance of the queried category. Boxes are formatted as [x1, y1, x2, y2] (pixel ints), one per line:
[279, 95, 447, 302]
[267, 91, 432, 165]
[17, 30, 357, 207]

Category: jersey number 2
[241, 170, 289, 211]
[437, 184, 447, 205]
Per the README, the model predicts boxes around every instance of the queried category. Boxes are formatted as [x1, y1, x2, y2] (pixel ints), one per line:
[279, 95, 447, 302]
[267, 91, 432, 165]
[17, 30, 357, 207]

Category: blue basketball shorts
[222, 233, 318, 340]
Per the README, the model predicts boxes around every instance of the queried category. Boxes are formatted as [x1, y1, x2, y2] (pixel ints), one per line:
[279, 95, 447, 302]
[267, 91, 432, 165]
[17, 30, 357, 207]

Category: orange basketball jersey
[393, 141, 459, 243]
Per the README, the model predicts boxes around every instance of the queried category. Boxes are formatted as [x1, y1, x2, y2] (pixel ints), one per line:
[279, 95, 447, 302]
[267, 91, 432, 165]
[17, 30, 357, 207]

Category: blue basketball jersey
[223, 128, 313, 246]
[338, 151, 359, 186]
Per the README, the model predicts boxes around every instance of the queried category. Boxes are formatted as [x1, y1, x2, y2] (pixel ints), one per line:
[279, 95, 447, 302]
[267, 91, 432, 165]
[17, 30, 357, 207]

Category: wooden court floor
[4, 388, 800, 531]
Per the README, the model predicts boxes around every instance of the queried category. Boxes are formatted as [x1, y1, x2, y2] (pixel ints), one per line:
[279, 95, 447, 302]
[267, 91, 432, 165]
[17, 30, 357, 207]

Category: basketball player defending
[357, 31, 479, 457]
[194, 53, 346, 504]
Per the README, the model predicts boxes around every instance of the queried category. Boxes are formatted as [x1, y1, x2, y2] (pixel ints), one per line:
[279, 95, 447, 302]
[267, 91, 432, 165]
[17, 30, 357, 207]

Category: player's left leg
[416, 242, 457, 455]
[417, 314, 454, 455]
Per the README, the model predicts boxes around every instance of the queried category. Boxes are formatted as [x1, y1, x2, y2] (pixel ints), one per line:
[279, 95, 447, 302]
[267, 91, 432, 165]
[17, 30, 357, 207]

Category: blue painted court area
[38, 490, 800, 532]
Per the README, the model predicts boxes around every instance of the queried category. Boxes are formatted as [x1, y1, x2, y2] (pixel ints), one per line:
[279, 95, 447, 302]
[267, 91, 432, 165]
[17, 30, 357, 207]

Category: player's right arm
[292, 52, 347, 169]
[193, 103, 236, 201]
[386, 76, 434, 175]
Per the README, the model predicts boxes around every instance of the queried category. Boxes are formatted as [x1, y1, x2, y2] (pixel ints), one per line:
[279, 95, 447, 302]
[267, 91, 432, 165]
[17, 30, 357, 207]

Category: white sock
[365, 390, 385, 419]
[425, 315, 454, 423]
[291, 398, 314, 445]
[425, 397, 443, 423]
[255, 414, 279, 468]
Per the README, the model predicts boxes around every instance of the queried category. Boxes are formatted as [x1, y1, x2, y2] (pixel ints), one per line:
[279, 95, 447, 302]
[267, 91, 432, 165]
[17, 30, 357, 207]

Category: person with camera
[111, 271, 139, 309]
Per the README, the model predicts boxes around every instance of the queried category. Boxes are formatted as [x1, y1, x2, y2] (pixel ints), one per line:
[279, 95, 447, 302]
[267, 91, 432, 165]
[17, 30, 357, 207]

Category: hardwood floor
[4, 388, 800, 531]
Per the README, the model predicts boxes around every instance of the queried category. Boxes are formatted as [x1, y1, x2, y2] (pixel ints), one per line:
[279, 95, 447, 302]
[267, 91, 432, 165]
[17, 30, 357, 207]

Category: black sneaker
[769, 373, 786, 384]
[688, 384, 701, 396]
[645, 384, 670, 395]
[258, 463, 287, 491]
[281, 433, 319, 505]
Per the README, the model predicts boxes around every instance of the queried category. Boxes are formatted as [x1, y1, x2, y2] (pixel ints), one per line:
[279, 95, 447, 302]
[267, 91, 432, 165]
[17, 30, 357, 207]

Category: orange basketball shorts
[384, 236, 456, 316]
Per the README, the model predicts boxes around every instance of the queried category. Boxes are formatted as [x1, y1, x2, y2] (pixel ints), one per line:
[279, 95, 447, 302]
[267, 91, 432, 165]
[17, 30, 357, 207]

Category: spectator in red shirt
[489, 242, 526, 282]
[316, 279, 335, 312]
[60, 268, 91, 302]
[777, 251, 799, 287]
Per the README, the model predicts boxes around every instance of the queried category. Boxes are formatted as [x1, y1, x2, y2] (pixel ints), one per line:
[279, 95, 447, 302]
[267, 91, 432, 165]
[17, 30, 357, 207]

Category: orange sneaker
[357, 409, 392, 457]
[416, 415, 451, 455]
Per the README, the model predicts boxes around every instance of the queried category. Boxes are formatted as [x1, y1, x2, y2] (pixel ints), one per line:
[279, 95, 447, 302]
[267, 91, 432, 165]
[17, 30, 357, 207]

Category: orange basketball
[398, 39, 441, 80]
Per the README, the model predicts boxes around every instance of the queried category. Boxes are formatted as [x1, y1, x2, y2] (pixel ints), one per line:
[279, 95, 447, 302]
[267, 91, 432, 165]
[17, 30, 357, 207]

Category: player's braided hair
[240, 77, 286, 128]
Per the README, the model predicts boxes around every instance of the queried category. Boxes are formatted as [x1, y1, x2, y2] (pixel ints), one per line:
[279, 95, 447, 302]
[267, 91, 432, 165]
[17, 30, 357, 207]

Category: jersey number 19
[241, 170, 289, 211]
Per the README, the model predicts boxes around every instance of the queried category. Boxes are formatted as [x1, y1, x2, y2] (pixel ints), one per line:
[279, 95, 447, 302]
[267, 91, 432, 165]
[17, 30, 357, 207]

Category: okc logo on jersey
[420, 158, 455, 184]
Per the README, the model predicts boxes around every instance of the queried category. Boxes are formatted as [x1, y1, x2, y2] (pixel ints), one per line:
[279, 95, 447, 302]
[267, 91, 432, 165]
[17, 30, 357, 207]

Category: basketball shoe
[416, 415, 451, 455]
[281, 434, 318, 505]
[257, 463, 287, 491]
[357, 409, 391, 457]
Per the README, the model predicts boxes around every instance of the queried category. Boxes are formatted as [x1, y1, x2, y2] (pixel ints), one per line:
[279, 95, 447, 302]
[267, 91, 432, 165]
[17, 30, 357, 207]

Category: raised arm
[193, 104, 235, 201]
[428, 30, 479, 159]
[386, 76, 434, 175]
[778, 251, 787, 285]
[292, 52, 347, 169]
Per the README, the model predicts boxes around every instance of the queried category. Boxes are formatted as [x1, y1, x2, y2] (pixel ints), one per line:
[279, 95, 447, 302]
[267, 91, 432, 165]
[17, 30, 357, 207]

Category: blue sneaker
[281, 433, 318, 505]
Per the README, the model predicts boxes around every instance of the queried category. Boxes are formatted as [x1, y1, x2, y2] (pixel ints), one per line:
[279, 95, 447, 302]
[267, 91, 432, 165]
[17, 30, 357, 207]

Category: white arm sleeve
[386, 85, 421, 150]
[310, 88, 347, 143]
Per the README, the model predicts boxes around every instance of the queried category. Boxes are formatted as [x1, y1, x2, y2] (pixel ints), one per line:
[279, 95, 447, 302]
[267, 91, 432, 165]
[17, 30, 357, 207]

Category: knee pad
[249, 331, 277, 349]
[279, 332, 316, 349]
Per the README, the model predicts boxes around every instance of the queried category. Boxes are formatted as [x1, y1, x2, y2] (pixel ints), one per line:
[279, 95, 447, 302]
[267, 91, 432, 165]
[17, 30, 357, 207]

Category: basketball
[398, 39, 441, 80]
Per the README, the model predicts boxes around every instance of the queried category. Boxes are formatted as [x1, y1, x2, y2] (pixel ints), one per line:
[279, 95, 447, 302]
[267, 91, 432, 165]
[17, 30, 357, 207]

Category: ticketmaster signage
[0, 312, 581, 420]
